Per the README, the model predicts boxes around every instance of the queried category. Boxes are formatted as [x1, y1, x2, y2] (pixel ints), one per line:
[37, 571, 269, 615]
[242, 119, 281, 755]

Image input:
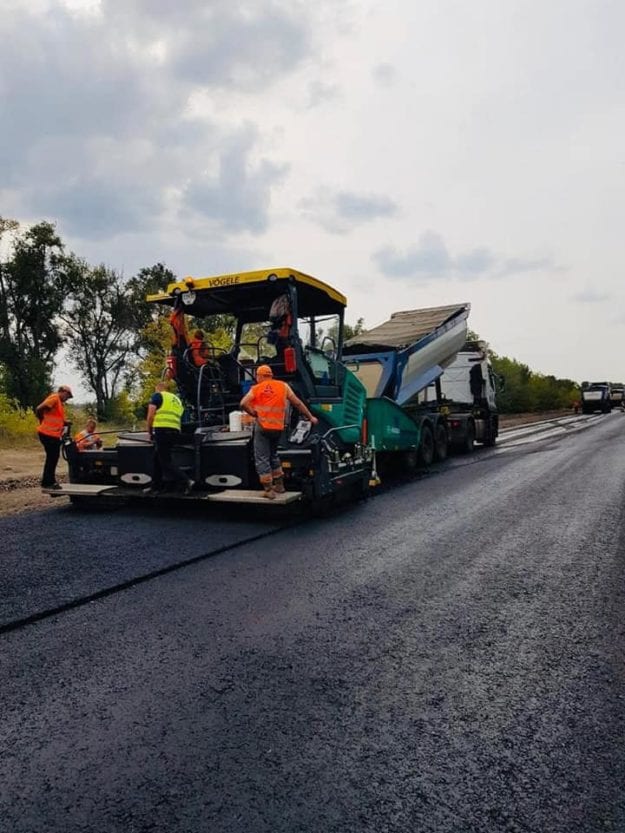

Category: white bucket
[228, 410, 243, 432]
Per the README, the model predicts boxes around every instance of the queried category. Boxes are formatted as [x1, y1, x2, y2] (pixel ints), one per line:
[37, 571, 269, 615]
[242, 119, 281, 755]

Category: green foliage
[132, 316, 172, 415]
[0, 220, 67, 409]
[344, 317, 366, 341]
[0, 393, 38, 447]
[491, 354, 579, 413]
[125, 263, 178, 352]
[60, 257, 138, 419]
[192, 314, 236, 349]
[106, 390, 137, 426]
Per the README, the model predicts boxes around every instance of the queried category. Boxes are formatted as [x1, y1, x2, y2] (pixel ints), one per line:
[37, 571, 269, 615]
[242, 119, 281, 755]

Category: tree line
[0, 217, 180, 420]
[0, 217, 583, 422]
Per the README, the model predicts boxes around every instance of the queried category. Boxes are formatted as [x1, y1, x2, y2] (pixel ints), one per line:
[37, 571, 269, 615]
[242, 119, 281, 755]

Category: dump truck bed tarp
[345, 303, 470, 351]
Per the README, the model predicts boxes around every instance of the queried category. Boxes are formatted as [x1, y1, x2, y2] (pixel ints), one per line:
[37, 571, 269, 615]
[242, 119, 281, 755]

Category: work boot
[272, 475, 285, 494]
[260, 474, 276, 500]
[263, 484, 276, 499]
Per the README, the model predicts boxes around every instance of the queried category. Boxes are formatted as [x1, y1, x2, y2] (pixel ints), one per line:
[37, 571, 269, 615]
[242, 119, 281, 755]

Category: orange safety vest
[189, 338, 208, 367]
[169, 307, 189, 350]
[37, 393, 66, 439]
[250, 379, 288, 432]
[75, 429, 101, 451]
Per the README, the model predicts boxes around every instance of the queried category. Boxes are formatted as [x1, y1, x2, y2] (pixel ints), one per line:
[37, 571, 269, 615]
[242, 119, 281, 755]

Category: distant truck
[580, 381, 612, 414]
[609, 384, 624, 408]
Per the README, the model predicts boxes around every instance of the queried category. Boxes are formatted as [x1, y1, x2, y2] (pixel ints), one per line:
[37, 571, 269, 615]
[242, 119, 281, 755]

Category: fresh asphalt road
[2, 414, 625, 833]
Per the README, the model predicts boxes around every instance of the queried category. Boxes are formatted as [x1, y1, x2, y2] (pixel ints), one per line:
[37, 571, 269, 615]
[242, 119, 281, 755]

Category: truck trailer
[342, 307, 499, 468]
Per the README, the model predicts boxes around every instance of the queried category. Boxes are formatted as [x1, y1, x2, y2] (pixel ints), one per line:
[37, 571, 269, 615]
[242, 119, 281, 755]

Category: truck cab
[581, 382, 612, 414]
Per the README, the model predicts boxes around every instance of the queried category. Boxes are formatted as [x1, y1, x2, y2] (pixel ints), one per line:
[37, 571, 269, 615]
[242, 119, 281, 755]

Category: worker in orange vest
[188, 329, 209, 367]
[35, 385, 73, 489]
[75, 416, 103, 451]
[240, 365, 318, 499]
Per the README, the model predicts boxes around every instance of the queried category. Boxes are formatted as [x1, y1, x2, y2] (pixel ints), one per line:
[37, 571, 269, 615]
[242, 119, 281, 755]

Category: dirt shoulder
[0, 446, 65, 516]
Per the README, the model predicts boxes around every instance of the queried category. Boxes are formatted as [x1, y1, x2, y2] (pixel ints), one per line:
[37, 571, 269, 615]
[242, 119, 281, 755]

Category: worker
[240, 365, 318, 499]
[75, 416, 103, 451]
[35, 384, 73, 490]
[188, 329, 209, 367]
[144, 381, 194, 495]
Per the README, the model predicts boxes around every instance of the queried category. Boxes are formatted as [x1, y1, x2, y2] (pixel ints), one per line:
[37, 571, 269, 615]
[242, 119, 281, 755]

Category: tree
[60, 257, 137, 419]
[344, 316, 366, 341]
[125, 263, 178, 352]
[0, 221, 67, 409]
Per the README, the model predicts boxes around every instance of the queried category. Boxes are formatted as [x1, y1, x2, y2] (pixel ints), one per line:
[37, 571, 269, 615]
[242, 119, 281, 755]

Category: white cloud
[373, 232, 554, 282]
[2, 0, 625, 387]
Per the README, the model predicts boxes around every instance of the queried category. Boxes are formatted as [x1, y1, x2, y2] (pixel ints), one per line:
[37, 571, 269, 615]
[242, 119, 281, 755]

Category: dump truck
[580, 381, 612, 414]
[51, 268, 373, 508]
[342, 304, 498, 467]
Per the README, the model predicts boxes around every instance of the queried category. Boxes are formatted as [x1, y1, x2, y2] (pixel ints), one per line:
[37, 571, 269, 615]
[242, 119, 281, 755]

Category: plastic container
[228, 410, 243, 432]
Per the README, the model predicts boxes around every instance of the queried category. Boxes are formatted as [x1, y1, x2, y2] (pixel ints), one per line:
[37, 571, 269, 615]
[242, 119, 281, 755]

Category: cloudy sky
[3, 0, 625, 388]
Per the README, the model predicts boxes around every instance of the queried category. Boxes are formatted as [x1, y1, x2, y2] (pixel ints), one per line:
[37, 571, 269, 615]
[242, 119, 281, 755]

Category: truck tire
[434, 421, 448, 462]
[402, 449, 419, 473]
[419, 423, 435, 467]
[462, 421, 475, 454]
[483, 418, 497, 447]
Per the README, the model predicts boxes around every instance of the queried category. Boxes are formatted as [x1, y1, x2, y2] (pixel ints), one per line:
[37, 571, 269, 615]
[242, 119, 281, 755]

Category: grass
[0, 397, 142, 450]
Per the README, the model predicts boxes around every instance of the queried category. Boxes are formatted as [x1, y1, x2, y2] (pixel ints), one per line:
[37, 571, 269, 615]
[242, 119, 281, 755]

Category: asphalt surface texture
[2, 413, 625, 833]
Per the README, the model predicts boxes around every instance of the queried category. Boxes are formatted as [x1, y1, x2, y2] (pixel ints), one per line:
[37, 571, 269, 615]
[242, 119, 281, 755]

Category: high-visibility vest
[37, 393, 66, 439]
[250, 379, 288, 432]
[75, 429, 102, 451]
[189, 338, 208, 367]
[153, 391, 184, 430]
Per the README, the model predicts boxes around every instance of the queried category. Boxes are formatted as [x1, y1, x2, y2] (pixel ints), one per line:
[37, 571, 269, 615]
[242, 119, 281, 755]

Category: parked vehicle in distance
[580, 381, 612, 414]
[609, 384, 624, 408]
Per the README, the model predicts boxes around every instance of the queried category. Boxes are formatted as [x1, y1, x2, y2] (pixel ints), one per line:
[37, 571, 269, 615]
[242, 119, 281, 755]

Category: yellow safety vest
[153, 391, 184, 430]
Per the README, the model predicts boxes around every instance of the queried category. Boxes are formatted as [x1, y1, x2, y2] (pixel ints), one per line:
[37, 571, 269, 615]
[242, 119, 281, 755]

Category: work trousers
[253, 425, 282, 477]
[38, 433, 61, 487]
[152, 428, 189, 489]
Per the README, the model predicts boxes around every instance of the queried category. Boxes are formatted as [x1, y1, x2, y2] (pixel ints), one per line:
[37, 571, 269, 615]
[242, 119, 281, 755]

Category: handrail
[321, 424, 361, 440]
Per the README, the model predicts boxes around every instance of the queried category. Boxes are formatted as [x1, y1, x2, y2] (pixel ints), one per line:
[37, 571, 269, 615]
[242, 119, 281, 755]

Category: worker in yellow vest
[145, 381, 194, 495]
[35, 385, 73, 490]
[240, 365, 318, 499]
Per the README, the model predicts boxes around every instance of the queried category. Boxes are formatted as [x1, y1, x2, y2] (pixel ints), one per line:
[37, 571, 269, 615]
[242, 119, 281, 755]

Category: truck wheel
[403, 449, 419, 472]
[434, 422, 448, 461]
[462, 421, 475, 454]
[483, 418, 497, 447]
[419, 424, 435, 466]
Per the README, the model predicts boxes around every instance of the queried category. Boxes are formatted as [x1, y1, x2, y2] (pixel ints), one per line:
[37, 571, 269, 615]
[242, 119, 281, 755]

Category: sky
[2, 0, 625, 393]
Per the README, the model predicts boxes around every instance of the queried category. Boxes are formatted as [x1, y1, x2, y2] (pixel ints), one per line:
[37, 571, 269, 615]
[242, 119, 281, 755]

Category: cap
[256, 364, 273, 378]
[58, 385, 73, 398]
